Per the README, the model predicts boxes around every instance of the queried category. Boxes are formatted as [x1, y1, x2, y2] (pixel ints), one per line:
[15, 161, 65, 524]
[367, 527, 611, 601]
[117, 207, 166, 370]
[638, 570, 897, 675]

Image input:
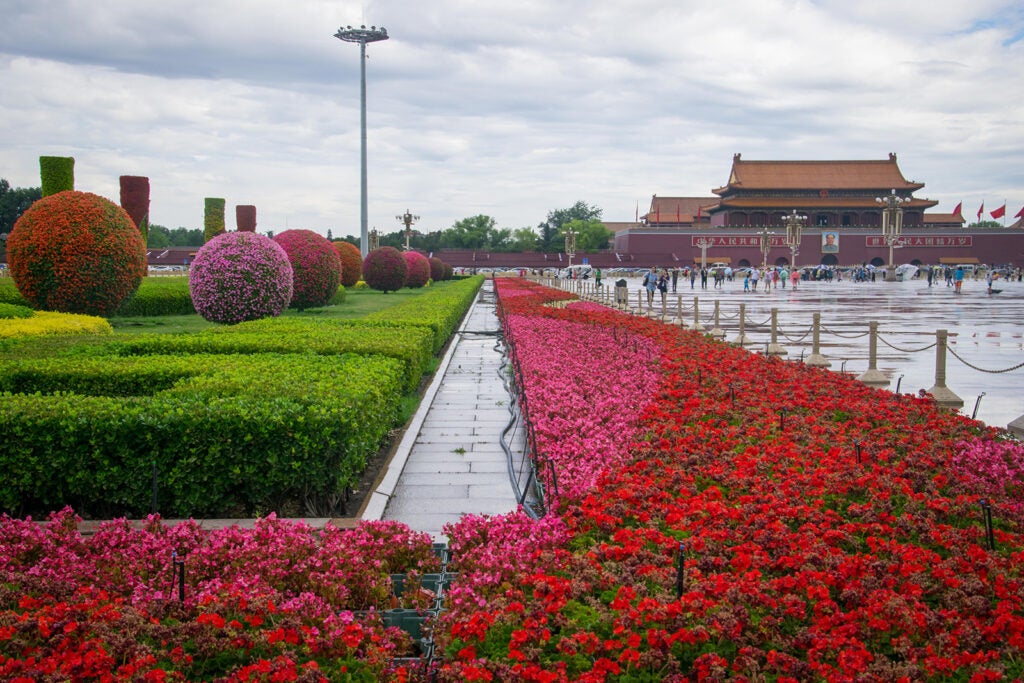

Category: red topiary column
[236, 205, 257, 232]
[204, 198, 226, 243]
[119, 175, 150, 241]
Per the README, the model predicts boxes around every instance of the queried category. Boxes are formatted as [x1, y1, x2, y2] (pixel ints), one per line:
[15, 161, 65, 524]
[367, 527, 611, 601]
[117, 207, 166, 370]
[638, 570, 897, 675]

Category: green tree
[537, 201, 602, 251]
[969, 220, 1002, 228]
[510, 227, 539, 251]
[445, 215, 497, 249]
[167, 227, 204, 246]
[147, 224, 171, 248]
[0, 179, 42, 235]
[561, 218, 613, 252]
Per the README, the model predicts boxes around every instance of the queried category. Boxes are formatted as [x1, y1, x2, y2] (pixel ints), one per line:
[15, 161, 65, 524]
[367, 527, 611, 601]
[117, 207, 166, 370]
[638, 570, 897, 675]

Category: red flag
[977, 202, 984, 221]
[1015, 206, 1024, 219]
[952, 201, 962, 216]
[676, 203, 681, 223]
[991, 204, 1006, 219]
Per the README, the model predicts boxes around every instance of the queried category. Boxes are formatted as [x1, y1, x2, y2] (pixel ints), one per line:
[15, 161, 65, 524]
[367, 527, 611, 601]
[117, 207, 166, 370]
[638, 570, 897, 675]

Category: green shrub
[114, 277, 196, 316]
[101, 317, 433, 391]
[364, 277, 482, 353]
[0, 303, 33, 319]
[0, 353, 404, 518]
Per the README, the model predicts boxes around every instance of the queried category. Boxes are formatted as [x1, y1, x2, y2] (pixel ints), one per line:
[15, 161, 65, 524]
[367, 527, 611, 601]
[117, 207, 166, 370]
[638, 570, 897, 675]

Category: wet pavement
[559, 273, 1024, 431]
[367, 280, 523, 539]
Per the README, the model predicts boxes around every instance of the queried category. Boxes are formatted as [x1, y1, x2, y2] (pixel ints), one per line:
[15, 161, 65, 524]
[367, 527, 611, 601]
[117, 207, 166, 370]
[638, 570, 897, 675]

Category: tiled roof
[643, 196, 718, 222]
[713, 154, 925, 194]
[925, 213, 966, 226]
[603, 221, 641, 233]
[717, 196, 938, 210]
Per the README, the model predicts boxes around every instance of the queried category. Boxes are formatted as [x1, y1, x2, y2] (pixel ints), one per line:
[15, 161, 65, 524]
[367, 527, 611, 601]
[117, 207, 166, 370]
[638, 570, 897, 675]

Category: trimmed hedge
[364, 276, 483, 353]
[101, 317, 433, 391]
[0, 352, 404, 518]
[0, 303, 33, 319]
[0, 311, 113, 339]
[115, 276, 196, 316]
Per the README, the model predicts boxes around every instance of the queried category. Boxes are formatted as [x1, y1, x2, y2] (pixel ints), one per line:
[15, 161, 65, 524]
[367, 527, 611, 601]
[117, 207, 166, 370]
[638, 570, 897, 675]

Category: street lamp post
[875, 189, 907, 281]
[564, 228, 577, 267]
[758, 228, 775, 270]
[396, 209, 420, 251]
[695, 237, 714, 270]
[334, 24, 389, 258]
[782, 210, 806, 271]
[368, 228, 380, 251]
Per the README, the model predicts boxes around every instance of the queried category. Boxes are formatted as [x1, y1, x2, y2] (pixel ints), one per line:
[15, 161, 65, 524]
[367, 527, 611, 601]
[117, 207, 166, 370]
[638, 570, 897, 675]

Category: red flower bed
[437, 278, 1024, 681]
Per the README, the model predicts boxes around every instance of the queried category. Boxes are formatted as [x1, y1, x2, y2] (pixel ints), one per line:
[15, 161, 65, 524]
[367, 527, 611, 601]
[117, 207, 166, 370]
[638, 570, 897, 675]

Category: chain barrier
[876, 333, 937, 354]
[777, 325, 814, 343]
[820, 325, 871, 339]
[947, 346, 1024, 374]
[749, 314, 775, 327]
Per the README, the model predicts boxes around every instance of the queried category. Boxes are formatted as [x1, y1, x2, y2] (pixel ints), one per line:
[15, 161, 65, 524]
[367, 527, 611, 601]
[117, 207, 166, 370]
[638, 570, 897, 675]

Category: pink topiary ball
[272, 229, 342, 310]
[362, 247, 408, 293]
[189, 232, 293, 324]
[404, 251, 431, 288]
[333, 240, 363, 288]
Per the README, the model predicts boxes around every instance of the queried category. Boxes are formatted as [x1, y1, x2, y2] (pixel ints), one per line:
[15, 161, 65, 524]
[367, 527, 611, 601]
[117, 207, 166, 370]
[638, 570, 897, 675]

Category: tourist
[689, 268, 697, 289]
[954, 266, 964, 293]
[658, 270, 669, 304]
[700, 267, 708, 290]
[671, 268, 678, 292]
[751, 268, 760, 290]
[643, 268, 657, 304]
[594, 267, 602, 288]
[743, 271, 750, 292]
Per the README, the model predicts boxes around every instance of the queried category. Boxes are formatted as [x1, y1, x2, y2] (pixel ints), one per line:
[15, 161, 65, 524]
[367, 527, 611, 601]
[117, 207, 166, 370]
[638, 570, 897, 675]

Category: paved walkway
[362, 280, 522, 540]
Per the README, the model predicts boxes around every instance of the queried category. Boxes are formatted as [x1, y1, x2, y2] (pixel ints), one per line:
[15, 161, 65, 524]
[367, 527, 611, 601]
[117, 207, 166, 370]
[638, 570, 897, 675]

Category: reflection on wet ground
[613, 275, 1024, 431]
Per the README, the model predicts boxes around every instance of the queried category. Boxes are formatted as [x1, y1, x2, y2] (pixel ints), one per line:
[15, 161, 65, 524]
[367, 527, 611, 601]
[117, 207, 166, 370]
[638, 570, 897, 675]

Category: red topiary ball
[362, 246, 408, 293]
[7, 190, 147, 316]
[272, 229, 342, 310]
[404, 251, 431, 288]
[428, 257, 445, 283]
[333, 240, 363, 288]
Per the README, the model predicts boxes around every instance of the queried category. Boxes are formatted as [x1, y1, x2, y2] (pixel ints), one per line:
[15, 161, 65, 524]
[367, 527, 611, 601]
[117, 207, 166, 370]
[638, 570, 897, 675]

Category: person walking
[594, 267, 602, 288]
[700, 267, 708, 290]
[751, 268, 759, 291]
[671, 268, 678, 292]
[689, 268, 696, 289]
[954, 265, 965, 293]
[643, 267, 657, 305]
[743, 271, 750, 292]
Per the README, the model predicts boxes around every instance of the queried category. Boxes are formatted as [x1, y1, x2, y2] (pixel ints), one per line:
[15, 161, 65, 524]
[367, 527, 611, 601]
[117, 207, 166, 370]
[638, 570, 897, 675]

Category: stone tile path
[363, 280, 522, 539]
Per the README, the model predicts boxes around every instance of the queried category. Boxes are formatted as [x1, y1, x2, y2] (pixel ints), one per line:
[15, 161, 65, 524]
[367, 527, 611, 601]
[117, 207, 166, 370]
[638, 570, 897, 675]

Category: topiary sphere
[189, 231, 293, 324]
[7, 190, 147, 316]
[272, 229, 341, 310]
[428, 257, 445, 283]
[362, 246, 408, 293]
[333, 240, 363, 288]
[404, 251, 431, 288]
[443, 263, 454, 280]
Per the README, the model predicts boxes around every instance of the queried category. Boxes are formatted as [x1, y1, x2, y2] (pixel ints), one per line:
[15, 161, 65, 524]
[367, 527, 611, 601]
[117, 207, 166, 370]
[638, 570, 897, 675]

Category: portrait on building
[822, 232, 839, 253]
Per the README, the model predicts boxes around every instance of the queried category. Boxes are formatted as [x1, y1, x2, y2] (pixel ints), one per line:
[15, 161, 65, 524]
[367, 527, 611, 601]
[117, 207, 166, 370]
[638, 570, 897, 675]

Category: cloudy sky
[2, 0, 1023, 238]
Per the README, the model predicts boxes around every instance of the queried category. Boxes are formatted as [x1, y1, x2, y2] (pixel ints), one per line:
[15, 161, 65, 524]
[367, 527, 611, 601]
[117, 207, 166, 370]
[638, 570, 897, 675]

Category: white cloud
[1, 0, 1023, 236]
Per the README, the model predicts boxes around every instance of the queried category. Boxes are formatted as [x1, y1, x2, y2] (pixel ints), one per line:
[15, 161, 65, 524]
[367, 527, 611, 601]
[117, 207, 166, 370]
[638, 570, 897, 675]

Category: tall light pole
[758, 228, 775, 270]
[782, 210, 806, 271]
[396, 209, 420, 251]
[335, 24, 389, 258]
[368, 228, 380, 251]
[876, 189, 907, 281]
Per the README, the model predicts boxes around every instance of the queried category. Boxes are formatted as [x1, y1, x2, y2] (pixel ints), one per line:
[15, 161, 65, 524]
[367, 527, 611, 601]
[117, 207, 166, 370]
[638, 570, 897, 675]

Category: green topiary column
[204, 197, 226, 243]
[39, 156, 75, 197]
